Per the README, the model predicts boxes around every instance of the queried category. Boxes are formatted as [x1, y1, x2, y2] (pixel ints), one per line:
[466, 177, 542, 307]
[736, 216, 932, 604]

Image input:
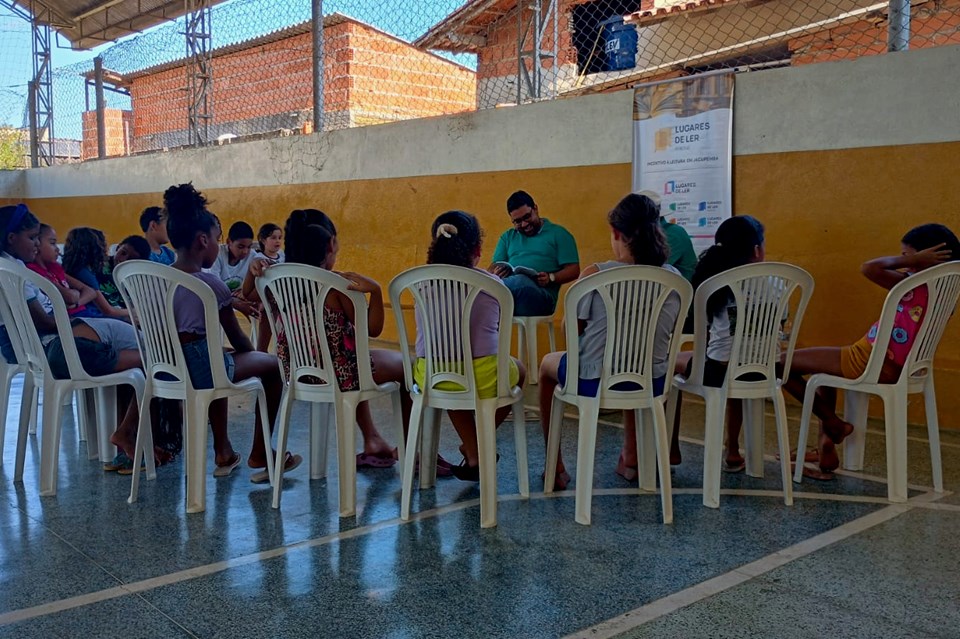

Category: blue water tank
[601, 16, 638, 72]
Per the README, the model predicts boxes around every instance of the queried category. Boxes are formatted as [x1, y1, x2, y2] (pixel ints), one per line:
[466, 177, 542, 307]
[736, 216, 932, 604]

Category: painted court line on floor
[564, 490, 946, 639]
[0, 487, 915, 627]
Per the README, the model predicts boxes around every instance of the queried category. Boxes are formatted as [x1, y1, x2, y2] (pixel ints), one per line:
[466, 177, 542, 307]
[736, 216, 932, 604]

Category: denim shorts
[558, 353, 665, 398]
[45, 336, 118, 380]
[181, 338, 235, 390]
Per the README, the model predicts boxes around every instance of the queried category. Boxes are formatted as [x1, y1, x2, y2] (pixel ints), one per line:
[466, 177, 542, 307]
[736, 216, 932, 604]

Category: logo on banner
[655, 127, 673, 151]
[664, 180, 695, 195]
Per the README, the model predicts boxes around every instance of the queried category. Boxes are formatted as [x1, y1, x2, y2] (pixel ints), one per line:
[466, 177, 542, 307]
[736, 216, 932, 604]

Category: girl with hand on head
[163, 183, 298, 481]
[784, 223, 960, 477]
[538, 193, 683, 489]
[243, 208, 410, 468]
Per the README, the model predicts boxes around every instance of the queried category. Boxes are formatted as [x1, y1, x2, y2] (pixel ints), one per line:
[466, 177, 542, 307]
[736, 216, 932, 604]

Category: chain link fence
[1, 0, 958, 167]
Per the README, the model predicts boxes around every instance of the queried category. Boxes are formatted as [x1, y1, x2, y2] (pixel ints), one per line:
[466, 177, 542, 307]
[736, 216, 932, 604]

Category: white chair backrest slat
[691, 263, 814, 388]
[562, 265, 692, 398]
[114, 261, 231, 391]
[389, 265, 515, 401]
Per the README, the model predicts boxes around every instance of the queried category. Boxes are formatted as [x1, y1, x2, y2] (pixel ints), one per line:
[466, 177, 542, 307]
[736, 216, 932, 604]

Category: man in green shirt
[637, 190, 697, 281]
[490, 190, 580, 316]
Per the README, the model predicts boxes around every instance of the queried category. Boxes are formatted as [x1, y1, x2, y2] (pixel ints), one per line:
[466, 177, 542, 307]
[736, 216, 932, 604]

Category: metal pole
[94, 56, 106, 159]
[28, 81, 38, 168]
[888, 0, 910, 51]
[312, 0, 324, 132]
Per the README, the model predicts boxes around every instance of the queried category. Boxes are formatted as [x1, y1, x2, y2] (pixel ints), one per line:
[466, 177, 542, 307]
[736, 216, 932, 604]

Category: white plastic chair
[793, 262, 960, 501]
[513, 315, 555, 385]
[666, 262, 814, 509]
[257, 264, 404, 516]
[113, 260, 274, 514]
[544, 266, 692, 525]
[0, 261, 145, 496]
[0, 286, 38, 475]
[390, 265, 528, 529]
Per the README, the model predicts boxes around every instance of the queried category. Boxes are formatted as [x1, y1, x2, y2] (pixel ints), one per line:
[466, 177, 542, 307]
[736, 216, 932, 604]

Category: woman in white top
[538, 193, 682, 490]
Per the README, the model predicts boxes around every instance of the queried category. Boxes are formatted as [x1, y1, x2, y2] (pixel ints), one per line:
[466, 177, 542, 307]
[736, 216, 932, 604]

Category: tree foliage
[0, 128, 24, 170]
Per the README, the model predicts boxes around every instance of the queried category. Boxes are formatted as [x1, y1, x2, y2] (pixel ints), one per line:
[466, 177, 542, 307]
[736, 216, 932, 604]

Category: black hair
[285, 209, 336, 263]
[427, 210, 483, 268]
[287, 225, 334, 269]
[63, 227, 107, 276]
[692, 215, 766, 319]
[0, 204, 41, 253]
[902, 223, 960, 261]
[38, 223, 53, 236]
[258, 223, 281, 242]
[118, 235, 151, 260]
[608, 193, 669, 267]
[506, 190, 536, 213]
[163, 183, 217, 250]
[227, 221, 254, 242]
[139, 206, 163, 232]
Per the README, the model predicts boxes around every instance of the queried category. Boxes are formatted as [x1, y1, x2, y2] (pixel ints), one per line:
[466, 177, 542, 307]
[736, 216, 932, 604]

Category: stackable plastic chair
[544, 266, 692, 525]
[0, 284, 38, 474]
[390, 265, 528, 529]
[512, 315, 555, 385]
[114, 260, 273, 514]
[666, 262, 814, 509]
[257, 264, 405, 516]
[793, 262, 960, 501]
[0, 261, 145, 496]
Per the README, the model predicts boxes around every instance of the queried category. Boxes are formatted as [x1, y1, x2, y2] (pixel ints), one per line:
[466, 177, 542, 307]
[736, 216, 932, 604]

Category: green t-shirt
[492, 218, 579, 302]
[660, 218, 697, 282]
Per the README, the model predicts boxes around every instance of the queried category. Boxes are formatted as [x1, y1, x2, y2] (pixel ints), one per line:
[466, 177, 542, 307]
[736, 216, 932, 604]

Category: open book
[492, 261, 540, 279]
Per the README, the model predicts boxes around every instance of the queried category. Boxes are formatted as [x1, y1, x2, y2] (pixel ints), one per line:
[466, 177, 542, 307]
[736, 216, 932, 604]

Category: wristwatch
[548, 272, 556, 283]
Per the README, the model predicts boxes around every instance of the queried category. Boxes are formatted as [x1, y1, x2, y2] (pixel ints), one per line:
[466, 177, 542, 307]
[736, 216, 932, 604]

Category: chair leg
[772, 391, 793, 506]
[309, 402, 330, 480]
[128, 390, 155, 504]
[391, 391, 405, 479]
[476, 399, 499, 529]
[419, 408, 441, 489]
[525, 321, 538, 386]
[637, 408, 656, 492]
[39, 385, 66, 497]
[0, 368, 13, 461]
[78, 389, 98, 460]
[841, 389, 869, 471]
[272, 391, 295, 509]
[335, 396, 358, 517]
[400, 396, 424, 521]
[702, 389, 725, 509]
[14, 373, 36, 482]
[793, 380, 820, 485]
[96, 386, 119, 463]
[512, 400, 529, 497]
[257, 389, 274, 487]
[923, 381, 943, 493]
[27, 377, 38, 436]
[883, 393, 908, 503]
[664, 386, 679, 440]
[574, 397, 601, 525]
[185, 396, 210, 514]
[546, 320, 556, 353]
[744, 398, 765, 478]
[651, 399, 673, 525]
[544, 395, 563, 493]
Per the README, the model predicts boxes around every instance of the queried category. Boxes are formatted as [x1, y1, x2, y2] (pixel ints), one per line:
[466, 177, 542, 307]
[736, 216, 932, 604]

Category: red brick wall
[477, 0, 580, 80]
[81, 108, 133, 160]
[789, 0, 960, 65]
[123, 19, 475, 147]
[347, 21, 476, 122]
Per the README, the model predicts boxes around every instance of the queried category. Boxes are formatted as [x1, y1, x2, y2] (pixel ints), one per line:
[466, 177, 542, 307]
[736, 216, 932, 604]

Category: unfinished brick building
[83, 13, 476, 159]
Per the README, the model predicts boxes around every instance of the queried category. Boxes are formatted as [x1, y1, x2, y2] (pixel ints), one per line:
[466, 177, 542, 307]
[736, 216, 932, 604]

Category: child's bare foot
[823, 418, 854, 445]
[670, 447, 682, 466]
[363, 436, 394, 460]
[819, 433, 840, 473]
[542, 467, 572, 490]
[616, 452, 638, 482]
[109, 431, 137, 460]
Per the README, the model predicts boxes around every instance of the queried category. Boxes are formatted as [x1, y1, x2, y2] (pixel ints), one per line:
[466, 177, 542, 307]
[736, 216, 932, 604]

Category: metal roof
[10, 0, 232, 50]
[414, 0, 518, 53]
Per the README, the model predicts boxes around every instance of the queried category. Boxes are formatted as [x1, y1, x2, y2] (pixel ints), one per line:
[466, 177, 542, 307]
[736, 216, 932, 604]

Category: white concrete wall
[2, 43, 959, 200]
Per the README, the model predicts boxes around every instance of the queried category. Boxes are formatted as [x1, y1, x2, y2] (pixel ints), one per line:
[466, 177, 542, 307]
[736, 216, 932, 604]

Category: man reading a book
[489, 190, 580, 316]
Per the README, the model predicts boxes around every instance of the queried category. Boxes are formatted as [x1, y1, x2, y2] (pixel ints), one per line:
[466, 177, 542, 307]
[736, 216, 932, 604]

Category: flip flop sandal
[356, 452, 397, 469]
[103, 452, 133, 472]
[213, 453, 241, 478]
[251, 452, 303, 484]
[722, 459, 746, 473]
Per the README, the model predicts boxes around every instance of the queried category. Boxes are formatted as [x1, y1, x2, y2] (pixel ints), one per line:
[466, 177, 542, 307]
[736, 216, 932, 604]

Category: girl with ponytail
[415, 210, 526, 482]
[243, 208, 408, 468]
[538, 193, 682, 489]
[163, 183, 297, 481]
[671, 215, 766, 471]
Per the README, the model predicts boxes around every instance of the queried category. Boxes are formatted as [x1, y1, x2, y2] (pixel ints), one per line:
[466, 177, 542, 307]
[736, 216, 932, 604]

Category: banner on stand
[632, 73, 734, 255]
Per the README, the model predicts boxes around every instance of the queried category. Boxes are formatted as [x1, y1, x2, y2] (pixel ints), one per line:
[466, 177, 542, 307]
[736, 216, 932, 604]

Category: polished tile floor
[2, 377, 959, 639]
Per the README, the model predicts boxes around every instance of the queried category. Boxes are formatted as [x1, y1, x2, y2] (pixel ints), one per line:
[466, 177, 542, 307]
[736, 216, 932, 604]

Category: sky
[0, 0, 472, 138]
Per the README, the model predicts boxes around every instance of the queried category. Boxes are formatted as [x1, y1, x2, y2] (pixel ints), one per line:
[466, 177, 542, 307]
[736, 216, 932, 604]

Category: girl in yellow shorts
[784, 223, 960, 474]
[412, 211, 526, 482]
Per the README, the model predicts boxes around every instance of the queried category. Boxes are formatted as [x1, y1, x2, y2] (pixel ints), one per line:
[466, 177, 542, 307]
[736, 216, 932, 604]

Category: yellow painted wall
[22, 139, 960, 426]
